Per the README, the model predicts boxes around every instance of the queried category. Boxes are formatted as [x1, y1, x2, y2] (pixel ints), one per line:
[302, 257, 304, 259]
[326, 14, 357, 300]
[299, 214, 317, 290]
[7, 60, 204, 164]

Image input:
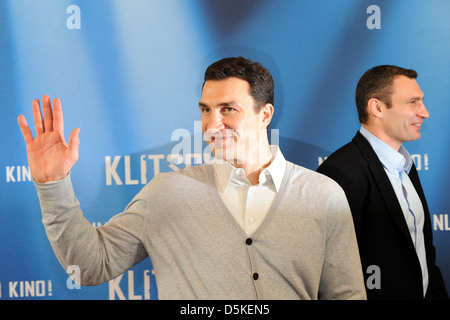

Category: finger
[32, 99, 44, 135]
[52, 98, 64, 135]
[42, 94, 54, 132]
[17, 114, 34, 145]
[67, 128, 80, 161]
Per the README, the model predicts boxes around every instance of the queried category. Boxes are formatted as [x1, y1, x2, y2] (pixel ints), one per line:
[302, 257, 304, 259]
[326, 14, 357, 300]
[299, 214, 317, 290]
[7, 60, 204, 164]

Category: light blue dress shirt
[360, 126, 428, 296]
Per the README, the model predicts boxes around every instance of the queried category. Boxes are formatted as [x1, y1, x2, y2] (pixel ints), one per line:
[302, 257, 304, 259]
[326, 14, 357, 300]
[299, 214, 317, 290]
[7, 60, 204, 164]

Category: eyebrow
[408, 96, 424, 102]
[198, 101, 240, 108]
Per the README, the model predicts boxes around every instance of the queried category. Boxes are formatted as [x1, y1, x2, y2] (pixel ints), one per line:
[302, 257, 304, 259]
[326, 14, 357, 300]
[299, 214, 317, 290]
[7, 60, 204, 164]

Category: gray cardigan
[36, 161, 366, 299]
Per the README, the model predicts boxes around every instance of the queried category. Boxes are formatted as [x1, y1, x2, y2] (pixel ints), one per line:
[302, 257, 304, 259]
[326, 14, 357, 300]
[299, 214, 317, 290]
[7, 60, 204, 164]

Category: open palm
[17, 95, 80, 183]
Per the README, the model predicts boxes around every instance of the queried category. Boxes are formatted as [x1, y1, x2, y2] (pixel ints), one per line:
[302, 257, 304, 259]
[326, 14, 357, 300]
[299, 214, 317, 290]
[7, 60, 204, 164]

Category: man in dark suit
[317, 65, 448, 299]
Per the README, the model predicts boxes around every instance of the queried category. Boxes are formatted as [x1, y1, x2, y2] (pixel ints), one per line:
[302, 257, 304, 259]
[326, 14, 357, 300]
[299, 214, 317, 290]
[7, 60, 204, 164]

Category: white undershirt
[213, 146, 286, 236]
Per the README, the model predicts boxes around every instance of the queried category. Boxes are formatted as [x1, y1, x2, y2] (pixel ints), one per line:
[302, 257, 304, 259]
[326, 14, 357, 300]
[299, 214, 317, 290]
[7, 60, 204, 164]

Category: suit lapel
[408, 165, 429, 215]
[408, 164, 434, 250]
[352, 132, 416, 249]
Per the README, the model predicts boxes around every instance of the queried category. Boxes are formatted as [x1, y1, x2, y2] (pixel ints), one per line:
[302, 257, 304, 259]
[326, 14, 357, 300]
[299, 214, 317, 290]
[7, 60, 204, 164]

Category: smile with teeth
[206, 130, 236, 144]
[211, 134, 233, 144]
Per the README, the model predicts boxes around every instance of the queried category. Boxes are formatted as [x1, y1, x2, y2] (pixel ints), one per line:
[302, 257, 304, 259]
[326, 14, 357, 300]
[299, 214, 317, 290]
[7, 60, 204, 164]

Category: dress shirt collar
[360, 126, 413, 175]
[213, 145, 286, 192]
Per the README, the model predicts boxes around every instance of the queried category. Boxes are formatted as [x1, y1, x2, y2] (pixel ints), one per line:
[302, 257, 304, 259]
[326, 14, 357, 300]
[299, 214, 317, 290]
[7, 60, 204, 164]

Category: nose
[205, 110, 224, 131]
[418, 102, 430, 119]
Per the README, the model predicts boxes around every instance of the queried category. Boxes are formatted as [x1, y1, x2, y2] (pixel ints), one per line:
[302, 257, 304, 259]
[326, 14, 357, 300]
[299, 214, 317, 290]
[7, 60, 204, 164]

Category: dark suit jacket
[317, 131, 448, 300]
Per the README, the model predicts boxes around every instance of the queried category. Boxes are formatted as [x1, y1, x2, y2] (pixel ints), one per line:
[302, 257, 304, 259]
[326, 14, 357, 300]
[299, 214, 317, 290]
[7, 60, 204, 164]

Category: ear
[260, 103, 274, 128]
[367, 98, 384, 119]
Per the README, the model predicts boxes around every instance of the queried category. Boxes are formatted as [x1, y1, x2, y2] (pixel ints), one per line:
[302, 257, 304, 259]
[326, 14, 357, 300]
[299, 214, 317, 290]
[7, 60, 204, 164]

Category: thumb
[67, 128, 80, 160]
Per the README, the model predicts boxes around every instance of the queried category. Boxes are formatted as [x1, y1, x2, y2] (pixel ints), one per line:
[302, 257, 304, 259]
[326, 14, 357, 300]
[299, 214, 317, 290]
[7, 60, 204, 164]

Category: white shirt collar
[213, 145, 286, 192]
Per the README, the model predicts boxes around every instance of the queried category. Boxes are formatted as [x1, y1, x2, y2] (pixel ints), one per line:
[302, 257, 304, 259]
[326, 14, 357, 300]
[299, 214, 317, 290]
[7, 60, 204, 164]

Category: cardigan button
[253, 273, 259, 280]
[246, 238, 253, 245]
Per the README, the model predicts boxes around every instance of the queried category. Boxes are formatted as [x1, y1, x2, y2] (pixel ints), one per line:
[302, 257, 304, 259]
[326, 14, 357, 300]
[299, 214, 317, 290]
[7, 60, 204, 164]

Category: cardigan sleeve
[317, 181, 367, 300]
[35, 174, 149, 286]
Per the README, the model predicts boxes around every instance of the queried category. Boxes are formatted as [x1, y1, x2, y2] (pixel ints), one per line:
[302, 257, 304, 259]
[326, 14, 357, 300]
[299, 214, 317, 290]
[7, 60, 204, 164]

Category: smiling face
[199, 77, 272, 165]
[367, 75, 429, 150]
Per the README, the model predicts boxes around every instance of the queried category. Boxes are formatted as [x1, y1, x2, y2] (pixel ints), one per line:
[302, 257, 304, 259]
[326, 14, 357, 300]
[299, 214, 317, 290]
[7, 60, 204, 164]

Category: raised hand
[17, 95, 80, 183]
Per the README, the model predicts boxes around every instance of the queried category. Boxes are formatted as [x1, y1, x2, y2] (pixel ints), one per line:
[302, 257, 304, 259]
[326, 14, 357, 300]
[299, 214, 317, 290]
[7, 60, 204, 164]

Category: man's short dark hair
[355, 65, 418, 123]
[203, 57, 274, 112]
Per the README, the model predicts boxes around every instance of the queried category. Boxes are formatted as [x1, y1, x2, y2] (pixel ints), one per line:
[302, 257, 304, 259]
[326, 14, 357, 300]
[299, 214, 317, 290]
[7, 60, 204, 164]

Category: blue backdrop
[1, 0, 449, 299]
